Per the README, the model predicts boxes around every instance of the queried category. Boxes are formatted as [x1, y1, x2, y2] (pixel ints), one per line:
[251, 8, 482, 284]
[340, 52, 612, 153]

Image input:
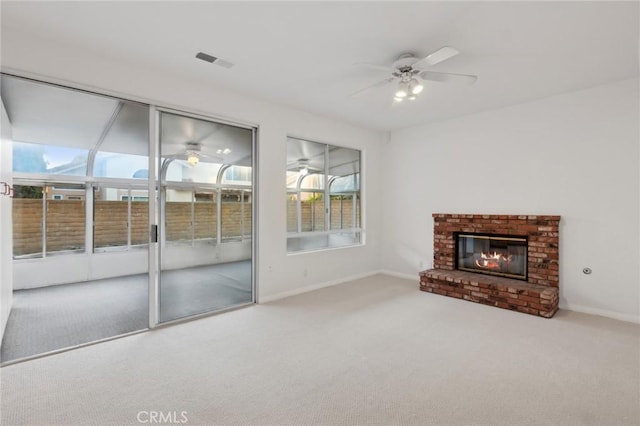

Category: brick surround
[420, 214, 561, 318]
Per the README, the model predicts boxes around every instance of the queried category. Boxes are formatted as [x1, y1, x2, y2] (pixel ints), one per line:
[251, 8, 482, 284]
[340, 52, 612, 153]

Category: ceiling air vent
[195, 51, 234, 69]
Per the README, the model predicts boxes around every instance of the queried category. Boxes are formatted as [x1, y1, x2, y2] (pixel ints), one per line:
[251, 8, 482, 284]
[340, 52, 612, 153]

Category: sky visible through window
[13, 141, 87, 174]
[13, 142, 150, 179]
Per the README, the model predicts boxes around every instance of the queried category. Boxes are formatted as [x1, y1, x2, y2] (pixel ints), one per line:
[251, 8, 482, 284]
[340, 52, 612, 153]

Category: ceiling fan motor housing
[392, 54, 422, 81]
[185, 141, 202, 152]
[393, 53, 419, 70]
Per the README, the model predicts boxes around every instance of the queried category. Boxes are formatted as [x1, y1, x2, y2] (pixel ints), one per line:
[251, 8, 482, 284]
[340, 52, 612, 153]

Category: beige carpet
[1, 274, 639, 426]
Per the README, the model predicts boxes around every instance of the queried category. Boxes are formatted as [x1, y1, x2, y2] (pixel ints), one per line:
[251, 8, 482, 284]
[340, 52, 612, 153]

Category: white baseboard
[258, 270, 382, 304]
[381, 270, 640, 325]
[260, 270, 639, 325]
[562, 303, 640, 324]
[378, 270, 420, 282]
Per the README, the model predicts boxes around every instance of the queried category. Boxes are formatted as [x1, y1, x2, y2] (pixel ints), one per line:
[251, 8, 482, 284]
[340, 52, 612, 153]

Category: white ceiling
[2, 1, 638, 131]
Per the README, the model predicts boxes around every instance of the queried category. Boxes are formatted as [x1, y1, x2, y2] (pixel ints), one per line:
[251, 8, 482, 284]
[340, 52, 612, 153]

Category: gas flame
[475, 252, 513, 270]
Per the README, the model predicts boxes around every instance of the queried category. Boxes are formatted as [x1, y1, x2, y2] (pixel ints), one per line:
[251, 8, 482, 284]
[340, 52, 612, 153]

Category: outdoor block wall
[95, 201, 148, 247]
[15, 197, 361, 256]
[164, 202, 251, 241]
[12, 199, 252, 256]
[286, 198, 361, 232]
[12, 199, 44, 256]
[13, 199, 85, 255]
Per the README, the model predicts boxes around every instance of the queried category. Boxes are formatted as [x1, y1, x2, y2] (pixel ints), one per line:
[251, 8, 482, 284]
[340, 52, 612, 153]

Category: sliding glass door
[1, 73, 256, 363]
[1, 74, 150, 362]
[157, 111, 253, 323]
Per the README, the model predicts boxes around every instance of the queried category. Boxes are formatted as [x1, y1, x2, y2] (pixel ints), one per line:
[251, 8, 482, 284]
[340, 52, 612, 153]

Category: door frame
[149, 107, 257, 328]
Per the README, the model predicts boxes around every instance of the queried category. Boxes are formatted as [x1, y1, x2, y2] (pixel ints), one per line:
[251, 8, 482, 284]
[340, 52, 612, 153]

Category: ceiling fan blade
[419, 71, 477, 85]
[163, 153, 185, 160]
[349, 77, 396, 98]
[413, 46, 460, 69]
[354, 62, 394, 72]
[198, 152, 224, 162]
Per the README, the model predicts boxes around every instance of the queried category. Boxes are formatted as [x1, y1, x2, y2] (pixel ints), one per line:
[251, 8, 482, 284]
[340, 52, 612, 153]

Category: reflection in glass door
[0, 74, 150, 363]
[158, 111, 253, 323]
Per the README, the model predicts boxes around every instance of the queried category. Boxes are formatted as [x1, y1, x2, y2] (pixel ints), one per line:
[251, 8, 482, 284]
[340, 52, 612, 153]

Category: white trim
[251, 127, 258, 305]
[377, 271, 640, 324]
[148, 106, 159, 328]
[258, 270, 381, 304]
[286, 241, 365, 257]
[155, 106, 254, 131]
[561, 303, 640, 324]
[286, 228, 363, 238]
[379, 269, 420, 282]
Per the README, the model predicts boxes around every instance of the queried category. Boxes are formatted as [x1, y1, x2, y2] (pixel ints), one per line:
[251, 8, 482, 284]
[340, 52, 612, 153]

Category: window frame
[162, 182, 252, 248]
[12, 180, 88, 258]
[93, 183, 150, 253]
[286, 137, 363, 254]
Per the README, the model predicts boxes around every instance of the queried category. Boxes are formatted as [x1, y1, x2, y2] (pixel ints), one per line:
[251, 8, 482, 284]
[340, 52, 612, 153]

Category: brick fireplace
[420, 214, 560, 318]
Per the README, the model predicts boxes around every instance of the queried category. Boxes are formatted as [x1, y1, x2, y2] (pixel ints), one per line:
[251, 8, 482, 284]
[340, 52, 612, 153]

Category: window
[221, 166, 252, 185]
[94, 186, 149, 251]
[46, 184, 86, 254]
[92, 102, 149, 179]
[121, 195, 149, 201]
[221, 189, 251, 241]
[165, 188, 196, 245]
[159, 111, 253, 248]
[12, 183, 86, 258]
[5, 73, 150, 258]
[12, 185, 44, 258]
[94, 152, 148, 179]
[13, 141, 89, 176]
[286, 137, 362, 253]
[162, 187, 251, 245]
[194, 191, 217, 241]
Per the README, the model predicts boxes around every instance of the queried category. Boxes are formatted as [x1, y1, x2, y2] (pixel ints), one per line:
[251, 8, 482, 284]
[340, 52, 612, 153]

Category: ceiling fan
[351, 46, 477, 102]
[164, 141, 226, 167]
[292, 158, 323, 175]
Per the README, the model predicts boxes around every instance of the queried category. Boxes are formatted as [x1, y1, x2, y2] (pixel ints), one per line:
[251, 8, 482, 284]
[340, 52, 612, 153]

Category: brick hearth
[420, 214, 560, 318]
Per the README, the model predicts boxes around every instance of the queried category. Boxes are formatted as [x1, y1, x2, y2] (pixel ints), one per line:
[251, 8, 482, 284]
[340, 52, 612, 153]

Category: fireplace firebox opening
[455, 233, 528, 281]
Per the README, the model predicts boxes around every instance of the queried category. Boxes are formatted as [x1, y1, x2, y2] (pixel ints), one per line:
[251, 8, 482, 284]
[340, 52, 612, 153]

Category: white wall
[1, 27, 385, 301]
[5, 25, 635, 323]
[13, 252, 147, 290]
[382, 78, 640, 322]
[161, 242, 251, 271]
[0, 100, 14, 340]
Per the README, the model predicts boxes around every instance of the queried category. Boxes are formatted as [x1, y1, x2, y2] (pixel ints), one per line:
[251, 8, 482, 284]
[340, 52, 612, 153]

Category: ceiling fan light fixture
[187, 152, 200, 166]
[409, 79, 424, 95]
[408, 95, 417, 101]
[395, 81, 409, 98]
[393, 96, 404, 102]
